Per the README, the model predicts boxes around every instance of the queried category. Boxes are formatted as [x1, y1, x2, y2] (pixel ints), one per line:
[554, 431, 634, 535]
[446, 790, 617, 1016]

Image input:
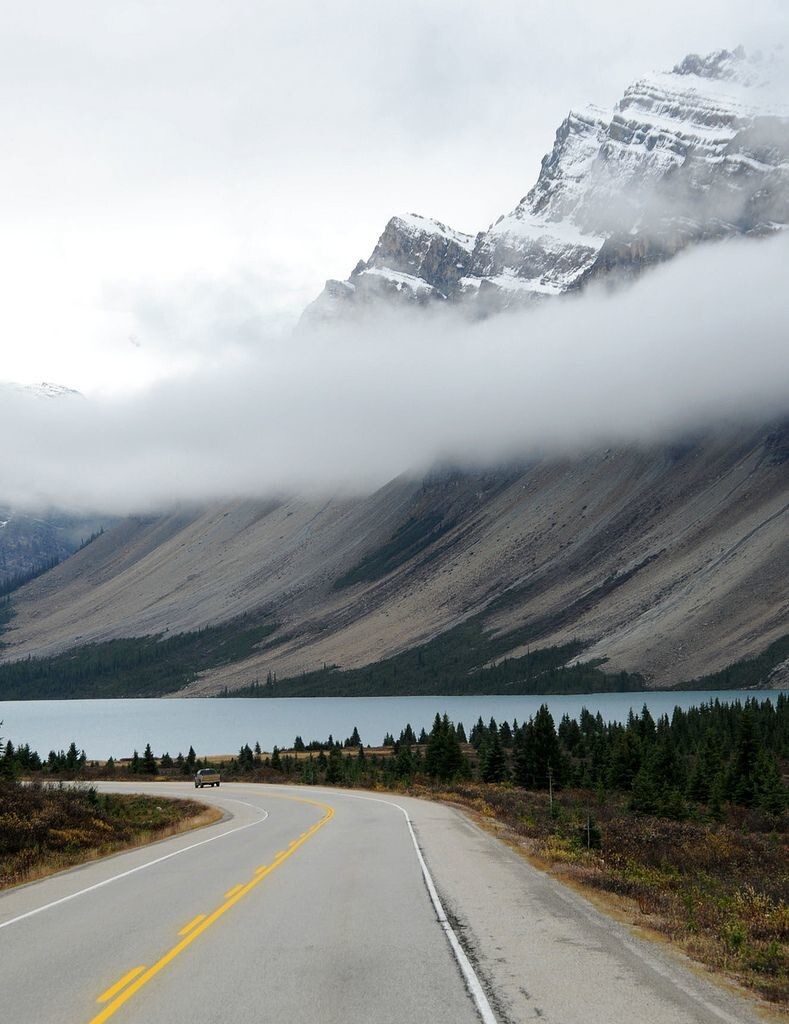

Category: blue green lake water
[0, 690, 781, 760]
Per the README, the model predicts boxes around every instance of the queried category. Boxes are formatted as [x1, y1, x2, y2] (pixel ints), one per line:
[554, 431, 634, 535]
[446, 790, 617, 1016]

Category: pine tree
[142, 743, 157, 775]
[0, 736, 16, 780]
[608, 730, 642, 790]
[732, 706, 760, 807]
[325, 746, 344, 784]
[756, 750, 787, 815]
[687, 731, 721, 803]
[425, 714, 463, 781]
[395, 740, 415, 778]
[480, 730, 508, 783]
[531, 705, 566, 788]
[512, 722, 535, 789]
[630, 762, 660, 814]
[270, 746, 282, 771]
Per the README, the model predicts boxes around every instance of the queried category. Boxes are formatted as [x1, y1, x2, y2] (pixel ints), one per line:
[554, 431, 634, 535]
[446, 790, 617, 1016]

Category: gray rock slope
[3, 422, 786, 691]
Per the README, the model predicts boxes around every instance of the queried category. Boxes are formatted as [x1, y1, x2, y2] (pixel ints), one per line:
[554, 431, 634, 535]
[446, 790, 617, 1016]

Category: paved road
[0, 783, 771, 1024]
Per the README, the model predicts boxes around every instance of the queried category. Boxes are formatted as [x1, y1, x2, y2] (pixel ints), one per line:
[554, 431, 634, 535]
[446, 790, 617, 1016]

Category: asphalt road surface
[0, 782, 771, 1024]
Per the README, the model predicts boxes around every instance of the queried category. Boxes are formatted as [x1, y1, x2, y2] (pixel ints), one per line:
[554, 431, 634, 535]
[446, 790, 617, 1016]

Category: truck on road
[194, 768, 221, 788]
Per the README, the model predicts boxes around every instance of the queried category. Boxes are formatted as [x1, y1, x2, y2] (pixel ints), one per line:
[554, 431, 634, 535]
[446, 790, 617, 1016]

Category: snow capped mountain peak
[670, 45, 776, 89]
[387, 213, 475, 252]
[2, 381, 83, 400]
[305, 46, 789, 320]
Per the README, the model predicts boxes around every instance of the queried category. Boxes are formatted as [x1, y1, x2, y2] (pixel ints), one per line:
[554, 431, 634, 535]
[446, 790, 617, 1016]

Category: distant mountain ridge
[2, 381, 82, 400]
[305, 47, 789, 320]
[0, 381, 103, 584]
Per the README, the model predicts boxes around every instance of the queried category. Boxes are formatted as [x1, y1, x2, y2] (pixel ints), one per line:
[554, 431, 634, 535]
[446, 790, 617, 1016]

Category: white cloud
[3, 233, 787, 513]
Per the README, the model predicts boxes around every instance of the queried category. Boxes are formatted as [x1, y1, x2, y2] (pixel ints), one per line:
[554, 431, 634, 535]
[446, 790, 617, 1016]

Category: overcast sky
[2, 0, 787, 392]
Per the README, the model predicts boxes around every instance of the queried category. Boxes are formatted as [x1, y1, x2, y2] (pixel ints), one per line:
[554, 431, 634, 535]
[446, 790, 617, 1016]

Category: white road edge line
[0, 800, 268, 932]
[333, 788, 742, 1024]
[400, 805, 498, 1024]
[268, 787, 497, 1024]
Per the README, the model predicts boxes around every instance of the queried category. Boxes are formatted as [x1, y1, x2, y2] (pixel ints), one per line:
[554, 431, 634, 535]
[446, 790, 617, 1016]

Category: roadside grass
[0, 782, 221, 890]
[423, 783, 789, 1007]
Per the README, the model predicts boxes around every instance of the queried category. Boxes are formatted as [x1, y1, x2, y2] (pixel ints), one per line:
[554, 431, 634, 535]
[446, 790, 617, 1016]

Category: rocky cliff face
[305, 213, 476, 319]
[304, 47, 789, 320]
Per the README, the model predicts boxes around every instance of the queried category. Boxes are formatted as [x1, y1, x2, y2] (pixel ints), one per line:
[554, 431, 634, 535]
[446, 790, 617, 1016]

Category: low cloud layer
[3, 233, 788, 514]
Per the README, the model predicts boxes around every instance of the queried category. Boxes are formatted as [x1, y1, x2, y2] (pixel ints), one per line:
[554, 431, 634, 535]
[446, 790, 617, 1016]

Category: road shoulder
[400, 795, 778, 1024]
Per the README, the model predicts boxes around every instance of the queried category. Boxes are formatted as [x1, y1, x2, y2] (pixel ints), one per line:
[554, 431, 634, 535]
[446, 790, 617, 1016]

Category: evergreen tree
[531, 705, 566, 788]
[65, 742, 80, 773]
[608, 730, 642, 790]
[756, 749, 787, 815]
[325, 746, 344, 784]
[142, 743, 157, 774]
[512, 722, 535, 789]
[425, 714, 463, 781]
[470, 717, 486, 749]
[0, 736, 16, 780]
[687, 731, 722, 803]
[395, 739, 415, 778]
[731, 706, 760, 807]
[480, 730, 508, 783]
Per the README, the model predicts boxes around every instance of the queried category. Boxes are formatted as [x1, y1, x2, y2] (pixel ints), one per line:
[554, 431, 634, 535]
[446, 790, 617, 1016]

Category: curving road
[0, 782, 772, 1024]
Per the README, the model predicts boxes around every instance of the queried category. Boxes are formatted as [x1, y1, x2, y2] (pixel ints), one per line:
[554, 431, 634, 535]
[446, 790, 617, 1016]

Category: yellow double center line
[89, 795, 334, 1024]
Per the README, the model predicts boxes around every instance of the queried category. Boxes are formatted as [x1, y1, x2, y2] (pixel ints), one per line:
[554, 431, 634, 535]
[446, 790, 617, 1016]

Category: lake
[0, 691, 782, 760]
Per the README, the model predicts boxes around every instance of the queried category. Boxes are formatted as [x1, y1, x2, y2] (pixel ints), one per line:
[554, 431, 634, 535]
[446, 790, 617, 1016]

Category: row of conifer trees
[2, 697, 786, 819]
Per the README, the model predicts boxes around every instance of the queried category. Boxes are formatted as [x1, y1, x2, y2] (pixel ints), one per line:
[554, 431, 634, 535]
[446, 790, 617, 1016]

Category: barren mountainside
[2, 423, 787, 692]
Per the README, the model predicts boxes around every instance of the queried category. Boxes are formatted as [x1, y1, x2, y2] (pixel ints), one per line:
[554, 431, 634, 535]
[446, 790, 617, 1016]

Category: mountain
[0, 383, 107, 586]
[305, 47, 789, 320]
[1, 422, 786, 694]
[1, 50, 787, 698]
